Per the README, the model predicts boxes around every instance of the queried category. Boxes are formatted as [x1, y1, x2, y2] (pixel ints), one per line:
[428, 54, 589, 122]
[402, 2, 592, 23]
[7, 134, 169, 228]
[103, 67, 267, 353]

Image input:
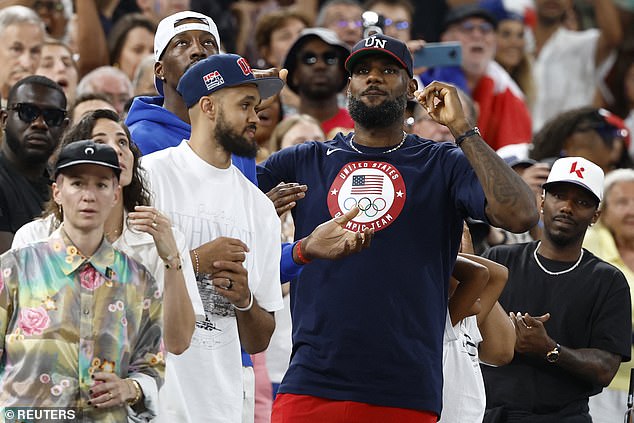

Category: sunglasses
[458, 21, 494, 34]
[300, 51, 340, 66]
[7, 103, 67, 127]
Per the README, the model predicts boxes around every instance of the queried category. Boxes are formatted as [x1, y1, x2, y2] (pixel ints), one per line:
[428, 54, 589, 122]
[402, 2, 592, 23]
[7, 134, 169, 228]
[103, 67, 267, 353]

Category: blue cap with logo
[345, 33, 413, 77]
[177, 54, 284, 108]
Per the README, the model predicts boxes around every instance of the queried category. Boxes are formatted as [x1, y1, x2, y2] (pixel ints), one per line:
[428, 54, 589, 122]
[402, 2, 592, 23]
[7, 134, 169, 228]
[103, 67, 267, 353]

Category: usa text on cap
[176, 54, 284, 108]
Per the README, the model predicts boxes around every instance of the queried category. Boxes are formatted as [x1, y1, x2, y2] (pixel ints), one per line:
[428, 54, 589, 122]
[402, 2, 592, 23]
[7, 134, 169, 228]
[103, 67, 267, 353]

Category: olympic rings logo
[343, 197, 387, 217]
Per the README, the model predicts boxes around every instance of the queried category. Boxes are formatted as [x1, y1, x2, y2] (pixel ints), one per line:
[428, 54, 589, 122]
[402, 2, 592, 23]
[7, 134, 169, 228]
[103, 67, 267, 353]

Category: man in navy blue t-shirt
[258, 33, 539, 422]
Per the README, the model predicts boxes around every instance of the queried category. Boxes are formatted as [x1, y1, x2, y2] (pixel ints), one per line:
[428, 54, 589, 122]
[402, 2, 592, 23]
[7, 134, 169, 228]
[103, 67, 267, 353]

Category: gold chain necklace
[349, 131, 407, 154]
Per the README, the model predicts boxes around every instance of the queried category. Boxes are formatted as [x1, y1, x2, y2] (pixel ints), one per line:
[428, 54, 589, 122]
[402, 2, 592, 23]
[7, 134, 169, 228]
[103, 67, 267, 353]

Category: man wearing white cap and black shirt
[481, 156, 632, 423]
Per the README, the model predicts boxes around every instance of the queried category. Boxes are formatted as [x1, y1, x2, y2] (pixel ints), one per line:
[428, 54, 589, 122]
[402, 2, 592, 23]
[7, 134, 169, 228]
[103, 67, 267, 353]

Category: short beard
[215, 111, 258, 159]
[348, 92, 407, 129]
[4, 127, 53, 164]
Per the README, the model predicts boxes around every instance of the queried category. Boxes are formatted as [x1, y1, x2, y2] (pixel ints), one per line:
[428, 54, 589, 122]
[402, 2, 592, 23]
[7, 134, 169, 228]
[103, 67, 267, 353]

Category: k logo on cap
[543, 157, 604, 202]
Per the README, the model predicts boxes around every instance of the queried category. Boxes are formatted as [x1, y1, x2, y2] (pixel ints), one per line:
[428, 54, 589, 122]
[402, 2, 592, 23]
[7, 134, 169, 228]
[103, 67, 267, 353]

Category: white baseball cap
[154, 11, 221, 95]
[543, 156, 604, 202]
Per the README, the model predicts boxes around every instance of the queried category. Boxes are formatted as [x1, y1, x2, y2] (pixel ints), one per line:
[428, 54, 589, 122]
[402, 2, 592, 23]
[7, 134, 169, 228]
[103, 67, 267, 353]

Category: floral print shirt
[0, 228, 164, 422]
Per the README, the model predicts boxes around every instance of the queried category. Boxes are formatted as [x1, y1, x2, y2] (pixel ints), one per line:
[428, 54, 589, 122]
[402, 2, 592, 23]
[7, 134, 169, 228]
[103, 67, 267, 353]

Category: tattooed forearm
[460, 137, 538, 232]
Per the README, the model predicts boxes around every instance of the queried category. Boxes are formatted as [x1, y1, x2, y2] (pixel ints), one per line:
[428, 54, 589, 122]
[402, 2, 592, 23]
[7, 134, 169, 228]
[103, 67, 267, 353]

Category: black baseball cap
[54, 140, 121, 178]
[345, 33, 413, 77]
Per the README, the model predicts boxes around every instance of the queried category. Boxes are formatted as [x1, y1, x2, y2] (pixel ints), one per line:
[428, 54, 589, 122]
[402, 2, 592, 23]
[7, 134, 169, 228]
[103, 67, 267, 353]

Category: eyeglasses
[384, 18, 410, 30]
[336, 19, 363, 28]
[458, 21, 494, 34]
[300, 51, 340, 66]
[7, 103, 67, 127]
[33, 0, 64, 13]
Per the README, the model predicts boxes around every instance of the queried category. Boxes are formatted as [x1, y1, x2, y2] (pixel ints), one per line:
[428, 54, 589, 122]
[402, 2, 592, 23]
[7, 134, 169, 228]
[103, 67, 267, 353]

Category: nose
[366, 67, 385, 83]
[248, 107, 260, 124]
[30, 113, 49, 129]
[190, 39, 208, 60]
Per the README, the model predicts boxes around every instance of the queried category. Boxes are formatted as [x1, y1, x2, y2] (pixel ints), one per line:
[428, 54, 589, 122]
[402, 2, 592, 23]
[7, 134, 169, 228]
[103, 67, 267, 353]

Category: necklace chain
[349, 131, 407, 154]
[533, 241, 584, 276]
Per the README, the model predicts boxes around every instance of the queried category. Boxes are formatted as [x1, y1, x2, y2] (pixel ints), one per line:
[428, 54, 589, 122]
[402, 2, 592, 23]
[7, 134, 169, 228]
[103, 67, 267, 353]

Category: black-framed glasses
[300, 51, 340, 66]
[7, 103, 67, 127]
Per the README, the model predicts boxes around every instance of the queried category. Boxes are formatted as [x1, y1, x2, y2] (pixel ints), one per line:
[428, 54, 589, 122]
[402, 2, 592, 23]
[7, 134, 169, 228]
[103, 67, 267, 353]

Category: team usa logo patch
[203, 70, 224, 91]
[327, 161, 406, 232]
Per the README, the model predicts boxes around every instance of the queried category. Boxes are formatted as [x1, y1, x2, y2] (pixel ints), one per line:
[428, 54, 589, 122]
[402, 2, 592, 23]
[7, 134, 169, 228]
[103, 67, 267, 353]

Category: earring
[58, 204, 62, 215]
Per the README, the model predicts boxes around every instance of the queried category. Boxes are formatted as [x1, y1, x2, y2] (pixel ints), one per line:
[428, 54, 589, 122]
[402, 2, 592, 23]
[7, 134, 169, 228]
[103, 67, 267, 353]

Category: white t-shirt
[440, 313, 485, 423]
[142, 140, 283, 423]
[532, 28, 605, 132]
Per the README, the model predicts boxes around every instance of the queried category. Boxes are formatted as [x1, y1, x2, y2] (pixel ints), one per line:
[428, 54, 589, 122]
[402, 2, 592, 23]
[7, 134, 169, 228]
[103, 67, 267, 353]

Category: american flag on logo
[351, 174, 384, 195]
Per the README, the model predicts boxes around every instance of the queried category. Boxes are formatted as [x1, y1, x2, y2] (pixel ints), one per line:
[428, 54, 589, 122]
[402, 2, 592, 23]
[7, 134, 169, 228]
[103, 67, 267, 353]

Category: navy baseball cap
[54, 140, 121, 178]
[345, 33, 413, 77]
[177, 54, 284, 108]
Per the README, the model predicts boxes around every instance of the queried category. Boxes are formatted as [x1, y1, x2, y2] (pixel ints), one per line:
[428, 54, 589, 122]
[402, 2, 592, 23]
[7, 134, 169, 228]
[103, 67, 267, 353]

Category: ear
[591, 208, 601, 225]
[52, 180, 62, 207]
[540, 193, 545, 212]
[113, 182, 121, 206]
[154, 61, 164, 81]
[407, 77, 418, 100]
[200, 95, 216, 120]
[0, 109, 7, 129]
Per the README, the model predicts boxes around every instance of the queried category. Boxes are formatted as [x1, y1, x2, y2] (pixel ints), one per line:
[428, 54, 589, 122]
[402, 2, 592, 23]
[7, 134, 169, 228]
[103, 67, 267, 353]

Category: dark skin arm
[415, 82, 539, 233]
[449, 256, 488, 326]
[266, 182, 307, 217]
[189, 237, 274, 353]
[512, 312, 622, 387]
[297, 207, 374, 262]
[0, 231, 13, 255]
[212, 260, 275, 353]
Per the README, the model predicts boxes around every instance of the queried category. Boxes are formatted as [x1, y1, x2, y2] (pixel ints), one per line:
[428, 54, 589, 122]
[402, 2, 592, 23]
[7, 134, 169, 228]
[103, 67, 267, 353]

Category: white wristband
[233, 291, 254, 312]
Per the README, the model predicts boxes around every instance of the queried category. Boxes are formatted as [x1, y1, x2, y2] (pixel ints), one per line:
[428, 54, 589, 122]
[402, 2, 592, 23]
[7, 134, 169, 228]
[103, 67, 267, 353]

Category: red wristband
[296, 239, 312, 264]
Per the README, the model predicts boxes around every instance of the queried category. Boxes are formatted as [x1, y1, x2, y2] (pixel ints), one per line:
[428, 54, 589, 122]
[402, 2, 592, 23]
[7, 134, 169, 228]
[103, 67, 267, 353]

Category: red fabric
[322, 108, 354, 138]
[271, 393, 438, 423]
[472, 67, 533, 151]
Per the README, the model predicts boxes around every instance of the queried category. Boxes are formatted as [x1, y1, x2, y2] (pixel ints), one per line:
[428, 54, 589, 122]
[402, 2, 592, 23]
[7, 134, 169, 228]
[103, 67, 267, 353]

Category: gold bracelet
[125, 379, 142, 406]
[192, 249, 200, 277]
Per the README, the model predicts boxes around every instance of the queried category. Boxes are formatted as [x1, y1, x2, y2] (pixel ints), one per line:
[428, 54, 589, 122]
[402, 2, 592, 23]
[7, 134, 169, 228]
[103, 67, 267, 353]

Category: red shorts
[271, 393, 438, 423]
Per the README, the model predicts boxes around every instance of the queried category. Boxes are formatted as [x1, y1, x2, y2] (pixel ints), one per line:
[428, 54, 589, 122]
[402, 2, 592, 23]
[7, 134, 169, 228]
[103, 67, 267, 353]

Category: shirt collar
[49, 226, 117, 280]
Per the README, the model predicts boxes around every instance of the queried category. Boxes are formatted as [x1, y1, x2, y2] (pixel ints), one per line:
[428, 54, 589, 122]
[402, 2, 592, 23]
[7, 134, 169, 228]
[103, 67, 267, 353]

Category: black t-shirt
[0, 152, 50, 233]
[482, 241, 632, 414]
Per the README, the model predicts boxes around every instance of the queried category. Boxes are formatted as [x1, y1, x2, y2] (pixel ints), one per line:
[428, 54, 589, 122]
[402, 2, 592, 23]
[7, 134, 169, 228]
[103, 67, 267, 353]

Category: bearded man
[257, 33, 538, 422]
